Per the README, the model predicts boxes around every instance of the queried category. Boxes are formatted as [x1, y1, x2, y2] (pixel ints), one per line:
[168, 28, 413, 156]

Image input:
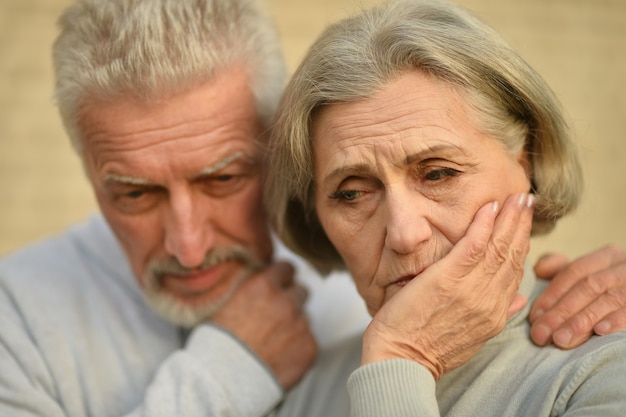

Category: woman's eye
[214, 174, 235, 182]
[329, 190, 363, 201]
[424, 168, 459, 181]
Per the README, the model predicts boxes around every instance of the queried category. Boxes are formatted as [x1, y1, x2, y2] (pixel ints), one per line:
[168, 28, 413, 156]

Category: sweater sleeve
[0, 310, 282, 417]
[129, 324, 283, 417]
[0, 219, 283, 417]
[347, 359, 440, 417]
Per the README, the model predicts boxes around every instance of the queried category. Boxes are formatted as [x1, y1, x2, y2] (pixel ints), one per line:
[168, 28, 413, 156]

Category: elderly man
[0, 0, 625, 416]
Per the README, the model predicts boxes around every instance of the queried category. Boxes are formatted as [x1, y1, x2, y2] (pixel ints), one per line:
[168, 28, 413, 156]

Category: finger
[262, 261, 296, 288]
[595, 307, 626, 336]
[550, 284, 626, 348]
[529, 260, 625, 346]
[429, 194, 531, 305]
[530, 245, 626, 323]
[530, 272, 607, 346]
[290, 283, 310, 310]
[534, 253, 570, 280]
[485, 193, 534, 296]
[429, 199, 498, 277]
[507, 294, 528, 318]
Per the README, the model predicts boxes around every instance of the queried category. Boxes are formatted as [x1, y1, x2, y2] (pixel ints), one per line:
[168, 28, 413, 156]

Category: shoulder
[0, 214, 141, 327]
[0, 214, 130, 289]
[549, 331, 626, 414]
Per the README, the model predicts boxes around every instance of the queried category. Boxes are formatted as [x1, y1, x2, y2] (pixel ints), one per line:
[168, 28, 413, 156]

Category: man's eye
[125, 190, 145, 199]
[329, 190, 363, 201]
[424, 168, 459, 181]
[201, 173, 249, 197]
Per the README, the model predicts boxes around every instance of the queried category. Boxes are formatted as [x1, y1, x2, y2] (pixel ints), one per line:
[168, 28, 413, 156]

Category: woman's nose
[384, 190, 433, 254]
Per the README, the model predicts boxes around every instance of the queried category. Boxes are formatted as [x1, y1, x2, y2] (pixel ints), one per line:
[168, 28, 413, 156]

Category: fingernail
[518, 193, 527, 206]
[531, 323, 551, 345]
[526, 194, 534, 208]
[554, 328, 573, 347]
[529, 308, 544, 322]
[595, 321, 611, 335]
[492, 200, 499, 213]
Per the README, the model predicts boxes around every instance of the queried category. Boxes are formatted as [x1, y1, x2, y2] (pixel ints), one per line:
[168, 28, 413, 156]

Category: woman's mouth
[392, 268, 426, 287]
[394, 276, 414, 287]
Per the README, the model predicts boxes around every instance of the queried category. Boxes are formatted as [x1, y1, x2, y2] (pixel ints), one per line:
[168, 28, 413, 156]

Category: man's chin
[143, 270, 250, 328]
[140, 247, 263, 327]
[143, 291, 226, 328]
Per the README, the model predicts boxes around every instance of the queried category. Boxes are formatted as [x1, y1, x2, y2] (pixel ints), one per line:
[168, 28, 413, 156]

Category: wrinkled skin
[531, 245, 626, 349]
[313, 70, 534, 378]
[80, 68, 316, 389]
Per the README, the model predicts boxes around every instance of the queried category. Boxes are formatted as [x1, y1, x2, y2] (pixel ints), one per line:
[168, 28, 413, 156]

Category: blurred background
[1, 0, 625, 262]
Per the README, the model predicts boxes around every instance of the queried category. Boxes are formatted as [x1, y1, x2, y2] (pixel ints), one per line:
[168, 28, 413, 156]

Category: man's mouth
[146, 245, 264, 298]
[161, 262, 232, 297]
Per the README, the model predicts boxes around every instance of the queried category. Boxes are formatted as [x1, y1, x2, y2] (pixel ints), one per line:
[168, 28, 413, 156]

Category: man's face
[79, 69, 273, 326]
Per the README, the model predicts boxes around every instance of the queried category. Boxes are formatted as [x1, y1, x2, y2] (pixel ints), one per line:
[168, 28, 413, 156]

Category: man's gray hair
[53, 0, 286, 153]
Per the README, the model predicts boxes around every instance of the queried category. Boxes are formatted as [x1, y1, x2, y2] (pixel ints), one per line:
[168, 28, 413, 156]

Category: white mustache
[146, 245, 263, 286]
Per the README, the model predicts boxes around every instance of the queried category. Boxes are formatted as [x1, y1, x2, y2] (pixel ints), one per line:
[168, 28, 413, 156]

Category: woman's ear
[516, 148, 532, 182]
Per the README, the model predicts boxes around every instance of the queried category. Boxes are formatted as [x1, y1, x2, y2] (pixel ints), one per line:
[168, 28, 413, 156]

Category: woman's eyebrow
[323, 143, 469, 186]
[324, 163, 372, 185]
[404, 143, 465, 164]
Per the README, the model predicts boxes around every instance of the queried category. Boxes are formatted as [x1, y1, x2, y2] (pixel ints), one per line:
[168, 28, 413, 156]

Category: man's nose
[163, 192, 214, 268]
[384, 189, 433, 254]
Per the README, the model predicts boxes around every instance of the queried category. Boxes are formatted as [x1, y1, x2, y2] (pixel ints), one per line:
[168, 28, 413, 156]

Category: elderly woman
[266, 0, 626, 415]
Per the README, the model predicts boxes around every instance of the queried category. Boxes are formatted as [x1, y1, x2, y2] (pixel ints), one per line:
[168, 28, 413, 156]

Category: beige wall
[1, 0, 625, 263]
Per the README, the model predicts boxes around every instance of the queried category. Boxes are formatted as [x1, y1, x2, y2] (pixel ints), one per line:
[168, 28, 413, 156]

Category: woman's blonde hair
[265, 0, 582, 273]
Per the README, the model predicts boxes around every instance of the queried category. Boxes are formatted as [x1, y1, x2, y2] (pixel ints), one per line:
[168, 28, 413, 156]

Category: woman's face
[312, 71, 531, 316]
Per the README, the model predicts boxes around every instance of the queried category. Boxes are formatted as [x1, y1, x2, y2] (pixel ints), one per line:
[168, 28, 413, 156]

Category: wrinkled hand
[362, 193, 534, 379]
[530, 245, 626, 349]
[211, 261, 318, 390]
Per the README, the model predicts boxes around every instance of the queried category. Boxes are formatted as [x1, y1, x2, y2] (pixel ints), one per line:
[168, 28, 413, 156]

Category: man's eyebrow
[197, 151, 246, 176]
[102, 151, 250, 186]
[102, 173, 154, 186]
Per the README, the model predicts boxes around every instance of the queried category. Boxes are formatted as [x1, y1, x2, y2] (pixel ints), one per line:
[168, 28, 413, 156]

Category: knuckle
[484, 312, 507, 337]
[488, 236, 509, 266]
[605, 307, 626, 328]
[536, 308, 569, 328]
[568, 310, 598, 334]
[605, 244, 624, 258]
[470, 296, 507, 334]
[464, 239, 486, 264]
[604, 286, 626, 308]
[508, 245, 525, 267]
[583, 273, 608, 296]
[255, 271, 275, 288]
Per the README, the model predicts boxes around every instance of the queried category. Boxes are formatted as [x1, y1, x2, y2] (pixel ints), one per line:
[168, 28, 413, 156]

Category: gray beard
[141, 245, 263, 328]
